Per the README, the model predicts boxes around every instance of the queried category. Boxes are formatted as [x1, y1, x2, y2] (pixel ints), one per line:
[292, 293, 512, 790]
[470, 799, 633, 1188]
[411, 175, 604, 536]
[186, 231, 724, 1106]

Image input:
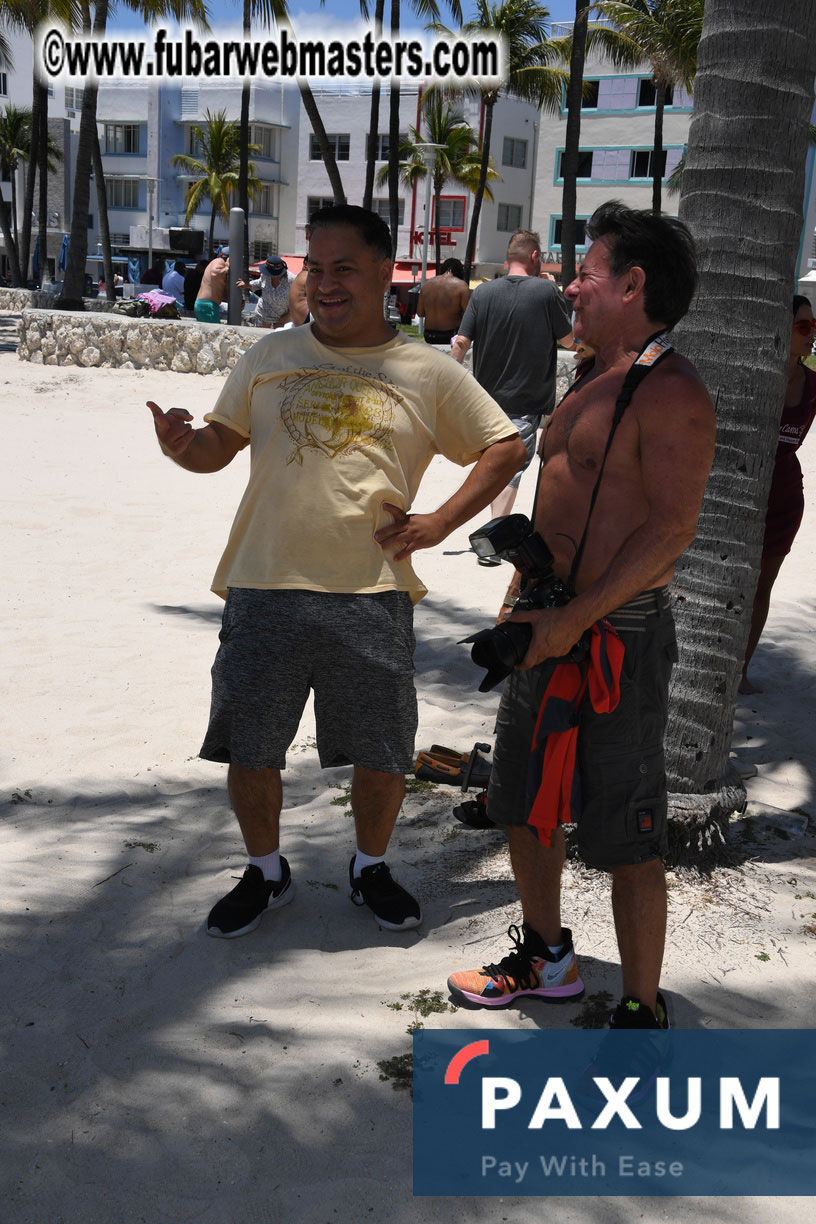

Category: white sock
[248, 850, 282, 882]
[353, 849, 385, 877]
[547, 943, 564, 958]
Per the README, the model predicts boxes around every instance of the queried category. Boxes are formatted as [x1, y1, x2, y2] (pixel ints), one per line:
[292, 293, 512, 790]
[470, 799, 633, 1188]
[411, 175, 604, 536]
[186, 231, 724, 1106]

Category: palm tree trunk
[20, 76, 45, 284]
[61, 0, 109, 303]
[664, 0, 816, 860]
[651, 80, 666, 214]
[92, 127, 115, 300]
[433, 177, 442, 274]
[363, 0, 385, 211]
[10, 162, 19, 256]
[560, 1, 589, 288]
[238, 0, 251, 279]
[0, 186, 22, 285]
[463, 98, 494, 282]
[387, 0, 401, 261]
[37, 103, 50, 287]
[299, 83, 346, 205]
[208, 205, 217, 259]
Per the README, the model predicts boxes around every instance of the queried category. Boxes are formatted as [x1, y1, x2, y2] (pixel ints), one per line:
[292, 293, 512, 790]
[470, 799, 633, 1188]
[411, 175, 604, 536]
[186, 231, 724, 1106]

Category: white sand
[2, 331, 814, 1221]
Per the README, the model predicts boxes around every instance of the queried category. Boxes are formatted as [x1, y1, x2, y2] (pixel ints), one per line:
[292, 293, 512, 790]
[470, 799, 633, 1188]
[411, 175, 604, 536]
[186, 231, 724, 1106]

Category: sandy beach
[2, 324, 814, 1222]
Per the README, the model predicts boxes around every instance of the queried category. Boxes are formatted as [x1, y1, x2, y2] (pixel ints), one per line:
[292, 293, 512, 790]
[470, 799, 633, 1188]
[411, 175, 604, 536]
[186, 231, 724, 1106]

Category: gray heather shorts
[200, 588, 417, 772]
[488, 592, 677, 869]
[507, 414, 539, 490]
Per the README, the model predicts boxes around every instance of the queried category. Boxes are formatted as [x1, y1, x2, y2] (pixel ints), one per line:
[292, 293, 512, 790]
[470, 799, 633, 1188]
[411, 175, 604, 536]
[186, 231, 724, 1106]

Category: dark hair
[174, 260, 186, 274]
[308, 204, 392, 261]
[793, 294, 812, 315]
[440, 257, 465, 279]
[585, 200, 697, 329]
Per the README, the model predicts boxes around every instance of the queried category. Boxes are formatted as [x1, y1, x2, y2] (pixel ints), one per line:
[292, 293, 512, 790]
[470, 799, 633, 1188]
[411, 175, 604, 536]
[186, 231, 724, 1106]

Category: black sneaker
[609, 992, 670, 1029]
[349, 857, 421, 930]
[206, 860, 293, 939]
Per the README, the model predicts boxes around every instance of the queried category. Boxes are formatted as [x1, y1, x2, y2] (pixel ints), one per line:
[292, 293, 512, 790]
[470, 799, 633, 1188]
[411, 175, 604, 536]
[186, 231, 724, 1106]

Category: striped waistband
[605, 586, 671, 633]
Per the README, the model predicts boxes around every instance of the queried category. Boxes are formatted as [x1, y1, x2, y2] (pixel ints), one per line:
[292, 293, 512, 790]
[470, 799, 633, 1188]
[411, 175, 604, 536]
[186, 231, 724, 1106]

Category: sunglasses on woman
[793, 318, 816, 336]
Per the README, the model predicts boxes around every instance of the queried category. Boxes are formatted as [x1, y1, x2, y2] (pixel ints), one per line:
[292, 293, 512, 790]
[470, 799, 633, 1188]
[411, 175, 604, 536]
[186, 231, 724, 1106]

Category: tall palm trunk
[61, 0, 109, 303]
[299, 83, 346, 205]
[92, 127, 115, 299]
[238, 0, 251, 277]
[651, 80, 666, 214]
[664, 0, 816, 858]
[0, 187, 22, 285]
[363, 0, 385, 211]
[21, 78, 46, 285]
[433, 176, 442, 273]
[37, 104, 50, 286]
[387, 0, 401, 260]
[10, 160, 19, 255]
[560, 1, 589, 288]
[463, 98, 494, 282]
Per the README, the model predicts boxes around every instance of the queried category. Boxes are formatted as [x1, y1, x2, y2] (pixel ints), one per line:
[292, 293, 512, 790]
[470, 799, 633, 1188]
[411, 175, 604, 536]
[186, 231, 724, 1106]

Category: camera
[462, 514, 585, 692]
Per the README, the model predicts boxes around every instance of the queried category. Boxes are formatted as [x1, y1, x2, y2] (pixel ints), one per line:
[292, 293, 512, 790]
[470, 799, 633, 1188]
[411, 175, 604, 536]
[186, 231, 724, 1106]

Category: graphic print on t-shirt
[279, 363, 397, 464]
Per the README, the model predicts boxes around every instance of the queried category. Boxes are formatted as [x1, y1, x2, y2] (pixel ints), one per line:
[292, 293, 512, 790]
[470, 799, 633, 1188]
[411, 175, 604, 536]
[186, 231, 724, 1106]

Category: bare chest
[543, 382, 639, 476]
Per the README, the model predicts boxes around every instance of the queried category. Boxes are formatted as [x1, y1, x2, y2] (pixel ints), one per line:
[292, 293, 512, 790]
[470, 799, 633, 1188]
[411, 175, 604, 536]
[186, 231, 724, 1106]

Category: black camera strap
[533, 331, 674, 594]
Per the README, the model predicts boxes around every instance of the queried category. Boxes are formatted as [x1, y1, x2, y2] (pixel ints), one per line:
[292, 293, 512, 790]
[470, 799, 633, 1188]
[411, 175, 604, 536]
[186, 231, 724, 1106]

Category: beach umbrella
[58, 234, 69, 272]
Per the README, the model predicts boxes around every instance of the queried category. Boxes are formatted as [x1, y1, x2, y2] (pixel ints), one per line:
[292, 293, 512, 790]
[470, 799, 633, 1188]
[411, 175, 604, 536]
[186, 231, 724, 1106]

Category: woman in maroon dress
[740, 296, 816, 693]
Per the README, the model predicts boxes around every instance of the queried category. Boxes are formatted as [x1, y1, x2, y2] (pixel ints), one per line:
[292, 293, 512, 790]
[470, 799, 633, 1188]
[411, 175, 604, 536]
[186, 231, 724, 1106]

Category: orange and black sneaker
[447, 923, 584, 1008]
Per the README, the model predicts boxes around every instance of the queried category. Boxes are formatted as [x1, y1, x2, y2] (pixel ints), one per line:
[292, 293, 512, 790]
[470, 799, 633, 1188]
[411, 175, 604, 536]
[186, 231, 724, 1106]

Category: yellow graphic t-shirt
[204, 327, 516, 603]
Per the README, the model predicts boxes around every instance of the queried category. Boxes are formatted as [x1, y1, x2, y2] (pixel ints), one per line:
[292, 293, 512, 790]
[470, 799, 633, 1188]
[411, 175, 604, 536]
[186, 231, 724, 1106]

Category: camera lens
[470, 620, 532, 672]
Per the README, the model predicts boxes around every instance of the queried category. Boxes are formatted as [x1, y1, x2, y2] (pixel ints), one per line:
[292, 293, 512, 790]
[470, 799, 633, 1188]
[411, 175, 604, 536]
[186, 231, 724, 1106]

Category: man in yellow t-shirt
[147, 204, 526, 942]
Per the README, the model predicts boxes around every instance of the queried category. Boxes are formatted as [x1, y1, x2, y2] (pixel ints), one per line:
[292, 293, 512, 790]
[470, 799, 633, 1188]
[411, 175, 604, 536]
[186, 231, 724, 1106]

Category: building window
[630, 149, 667, 178]
[105, 178, 139, 208]
[637, 79, 691, 108]
[557, 149, 594, 178]
[65, 87, 84, 110]
[581, 79, 599, 109]
[108, 232, 129, 246]
[252, 239, 277, 260]
[251, 125, 279, 160]
[436, 197, 465, 230]
[47, 83, 54, 98]
[307, 195, 334, 219]
[254, 184, 277, 216]
[497, 203, 523, 233]
[502, 137, 527, 169]
[552, 218, 588, 246]
[105, 123, 141, 154]
[187, 127, 201, 156]
[310, 132, 349, 161]
[372, 198, 405, 225]
[0, 73, 8, 96]
[376, 132, 407, 160]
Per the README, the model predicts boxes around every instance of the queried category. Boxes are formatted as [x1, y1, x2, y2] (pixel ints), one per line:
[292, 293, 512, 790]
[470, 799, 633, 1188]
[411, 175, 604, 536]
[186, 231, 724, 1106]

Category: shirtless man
[417, 258, 470, 346]
[288, 258, 310, 326]
[447, 201, 716, 1029]
[195, 247, 230, 324]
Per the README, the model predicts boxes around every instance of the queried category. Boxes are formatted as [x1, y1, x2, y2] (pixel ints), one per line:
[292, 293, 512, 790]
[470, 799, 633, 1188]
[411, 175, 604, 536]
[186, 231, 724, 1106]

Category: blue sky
[113, 0, 577, 36]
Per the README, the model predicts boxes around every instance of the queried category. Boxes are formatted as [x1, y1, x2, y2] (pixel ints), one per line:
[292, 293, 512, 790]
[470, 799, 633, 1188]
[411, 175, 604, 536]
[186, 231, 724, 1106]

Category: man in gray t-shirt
[452, 231, 573, 550]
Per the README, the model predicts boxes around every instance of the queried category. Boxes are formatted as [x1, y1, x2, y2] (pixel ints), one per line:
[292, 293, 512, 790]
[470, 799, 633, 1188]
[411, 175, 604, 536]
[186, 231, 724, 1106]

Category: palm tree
[377, 92, 497, 273]
[662, 0, 816, 857]
[556, 2, 590, 288]
[589, 0, 704, 214]
[0, 104, 29, 257]
[234, 0, 287, 279]
[433, 0, 568, 280]
[171, 110, 261, 257]
[58, 0, 208, 306]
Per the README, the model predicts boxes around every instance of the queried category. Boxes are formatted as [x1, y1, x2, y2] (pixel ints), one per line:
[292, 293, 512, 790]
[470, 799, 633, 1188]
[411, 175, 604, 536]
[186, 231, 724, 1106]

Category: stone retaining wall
[17, 307, 260, 375]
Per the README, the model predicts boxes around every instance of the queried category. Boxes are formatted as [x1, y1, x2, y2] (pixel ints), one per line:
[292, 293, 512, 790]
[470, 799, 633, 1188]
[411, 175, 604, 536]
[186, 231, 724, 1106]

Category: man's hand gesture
[147, 400, 195, 459]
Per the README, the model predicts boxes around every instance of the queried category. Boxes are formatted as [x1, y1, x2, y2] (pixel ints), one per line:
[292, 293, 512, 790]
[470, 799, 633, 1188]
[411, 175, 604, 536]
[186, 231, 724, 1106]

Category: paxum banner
[413, 1030, 816, 1196]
